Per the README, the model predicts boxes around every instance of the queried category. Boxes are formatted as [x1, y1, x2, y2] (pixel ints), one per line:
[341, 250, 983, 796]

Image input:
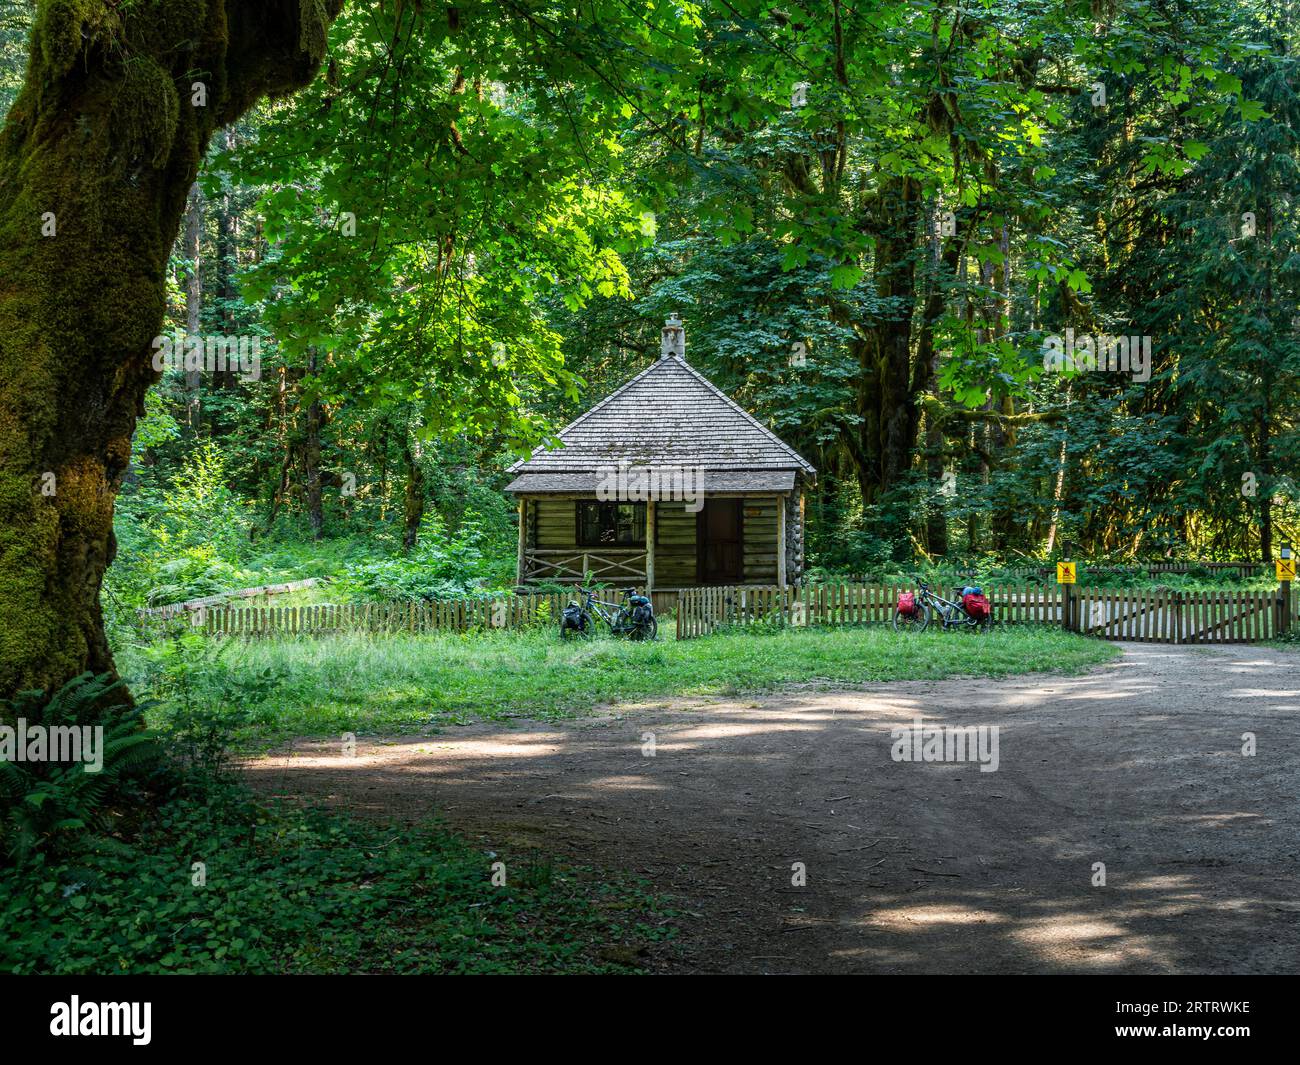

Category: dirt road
[244, 643, 1300, 974]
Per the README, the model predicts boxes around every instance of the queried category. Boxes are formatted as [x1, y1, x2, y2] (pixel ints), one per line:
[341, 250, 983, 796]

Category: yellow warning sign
[1056, 562, 1077, 584]
[1278, 559, 1296, 582]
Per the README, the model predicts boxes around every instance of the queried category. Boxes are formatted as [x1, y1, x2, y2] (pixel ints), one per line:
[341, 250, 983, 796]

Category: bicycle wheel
[629, 615, 658, 642]
[559, 611, 593, 639]
[893, 602, 930, 633]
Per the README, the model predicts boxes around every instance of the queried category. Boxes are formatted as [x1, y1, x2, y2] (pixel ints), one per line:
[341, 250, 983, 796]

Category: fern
[0, 672, 159, 862]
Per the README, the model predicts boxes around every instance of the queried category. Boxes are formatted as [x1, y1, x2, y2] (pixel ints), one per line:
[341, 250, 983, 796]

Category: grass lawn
[125, 622, 1120, 745]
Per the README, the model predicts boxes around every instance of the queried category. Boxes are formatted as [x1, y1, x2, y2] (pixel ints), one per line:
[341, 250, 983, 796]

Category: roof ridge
[506, 357, 670, 473]
[508, 350, 816, 476]
[669, 359, 816, 473]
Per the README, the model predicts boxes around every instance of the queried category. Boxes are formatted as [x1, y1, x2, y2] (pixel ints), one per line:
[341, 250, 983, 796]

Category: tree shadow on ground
[241, 643, 1300, 974]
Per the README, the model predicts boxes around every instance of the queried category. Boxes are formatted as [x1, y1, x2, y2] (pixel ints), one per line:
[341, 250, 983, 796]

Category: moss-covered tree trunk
[182, 182, 204, 430]
[0, 0, 342, 700]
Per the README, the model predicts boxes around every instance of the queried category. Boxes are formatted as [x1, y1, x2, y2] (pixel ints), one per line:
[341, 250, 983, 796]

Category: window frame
[575, 500, 646, 548]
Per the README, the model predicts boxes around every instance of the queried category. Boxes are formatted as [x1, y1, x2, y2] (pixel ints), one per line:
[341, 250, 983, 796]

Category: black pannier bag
[561, 602, 589, 633]
[629, 594, 654, 625]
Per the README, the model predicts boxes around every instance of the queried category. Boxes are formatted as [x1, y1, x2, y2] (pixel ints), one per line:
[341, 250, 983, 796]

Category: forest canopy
[1, 0, 1297, 694]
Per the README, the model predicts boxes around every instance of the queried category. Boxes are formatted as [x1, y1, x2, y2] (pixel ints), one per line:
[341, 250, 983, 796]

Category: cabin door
[697, 499, 743, 584]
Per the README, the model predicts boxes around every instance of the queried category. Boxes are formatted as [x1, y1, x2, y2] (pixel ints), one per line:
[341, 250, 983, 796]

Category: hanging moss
[133, 0, 211, 55]
[36, 0, 121, 78]
[109, 57, 179, 170]
[300, 0, 330, 64]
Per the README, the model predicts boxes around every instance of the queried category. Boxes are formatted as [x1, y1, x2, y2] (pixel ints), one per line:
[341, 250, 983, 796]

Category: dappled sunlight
[1175, 811, 1266, 826]
[1123, 875, 1200, 893]
[1010, 913, 1167, 966]
[427, 733, 570, 758]
[240, 641, 1300, 974]
[1060, 687, 1160, 702]
[165, 621, 1117, 743]
[824, 866, 1284, 973]
[580, 775, 668, 791]
[1225, 688, 1300, 698]
[866, 902, 1008, 928]
[670, 719, 840, 742]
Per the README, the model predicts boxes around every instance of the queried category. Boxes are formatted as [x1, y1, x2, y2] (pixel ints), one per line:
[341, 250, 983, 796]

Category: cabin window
[576, 502, 645, 547]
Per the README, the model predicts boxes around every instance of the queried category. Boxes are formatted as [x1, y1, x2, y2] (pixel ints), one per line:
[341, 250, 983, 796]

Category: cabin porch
[515, 493, 804, 592]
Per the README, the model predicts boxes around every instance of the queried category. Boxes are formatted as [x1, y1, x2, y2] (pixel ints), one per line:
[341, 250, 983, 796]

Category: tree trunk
[212, 128, 241, 395]
[846, 175, 923, 510]
[182, 181, 204, 430]
[917, 212, 959, 557]
[401, 436, 425, 551]
[304, 349, 324, 542]
[1257, 403, 1273, 564]
[0, 0, 341, 700]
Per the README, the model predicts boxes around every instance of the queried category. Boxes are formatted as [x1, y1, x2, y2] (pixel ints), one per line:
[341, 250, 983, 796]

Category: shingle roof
[505, 470, 796, 494]
[506, 354, 816, 479]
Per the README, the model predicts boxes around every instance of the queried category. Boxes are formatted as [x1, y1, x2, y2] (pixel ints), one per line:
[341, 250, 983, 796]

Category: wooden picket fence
[675, 583, 1063, 639]
[190, 592, 576, 637]
[151, 582, 1292, 645]
[676, 583, 1292, 644]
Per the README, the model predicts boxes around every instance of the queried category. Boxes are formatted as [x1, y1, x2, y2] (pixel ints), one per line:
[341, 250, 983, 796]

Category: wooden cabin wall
[654, 501, 697, 585]
[534, 498, 576, 548]
[523, 493, 798, 587]
[741, 497, 779, 583]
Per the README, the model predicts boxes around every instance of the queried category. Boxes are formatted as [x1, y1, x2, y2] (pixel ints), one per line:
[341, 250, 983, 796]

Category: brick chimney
[660, 312, 685, 360]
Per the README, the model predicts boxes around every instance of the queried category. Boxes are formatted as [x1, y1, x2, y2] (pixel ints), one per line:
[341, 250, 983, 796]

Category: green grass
[125, 623, 1120, 744]
[0, 781, 672, 974]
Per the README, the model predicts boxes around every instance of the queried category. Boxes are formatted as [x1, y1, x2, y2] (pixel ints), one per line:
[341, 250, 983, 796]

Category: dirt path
[244, 643, 1300, 974]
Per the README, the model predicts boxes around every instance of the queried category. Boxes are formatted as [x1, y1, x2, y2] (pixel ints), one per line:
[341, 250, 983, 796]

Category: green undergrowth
[0, 778, 673, 975]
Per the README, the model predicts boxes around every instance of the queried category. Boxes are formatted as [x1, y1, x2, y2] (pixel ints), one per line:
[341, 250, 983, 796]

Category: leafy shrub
[110, 442, 256, 609]
[143, 552, 250, 607]
[132, 632, 284, 765]
[150, 441, 253, 557]
[0, 674, 159, 862]
[339, 515, 506, 600]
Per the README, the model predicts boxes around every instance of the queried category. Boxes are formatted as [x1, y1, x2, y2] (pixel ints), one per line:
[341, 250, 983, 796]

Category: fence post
[1281, 580, 1292, 637]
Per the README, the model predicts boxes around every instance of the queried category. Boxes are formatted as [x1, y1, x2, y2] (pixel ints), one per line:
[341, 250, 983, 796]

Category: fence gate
[1070, 588, 1282, 644]
[1176, 589, 1281, 644]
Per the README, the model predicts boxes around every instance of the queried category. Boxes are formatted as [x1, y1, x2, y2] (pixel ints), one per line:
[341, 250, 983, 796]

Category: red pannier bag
[962, 592, 990, 621]
[897, 592, 917, 616]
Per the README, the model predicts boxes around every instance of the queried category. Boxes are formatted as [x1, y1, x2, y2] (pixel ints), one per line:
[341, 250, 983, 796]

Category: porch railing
[523, 549, 647, 584]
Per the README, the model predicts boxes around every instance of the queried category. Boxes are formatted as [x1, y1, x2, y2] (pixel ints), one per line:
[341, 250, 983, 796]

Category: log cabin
[506, 314, 816, 592]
